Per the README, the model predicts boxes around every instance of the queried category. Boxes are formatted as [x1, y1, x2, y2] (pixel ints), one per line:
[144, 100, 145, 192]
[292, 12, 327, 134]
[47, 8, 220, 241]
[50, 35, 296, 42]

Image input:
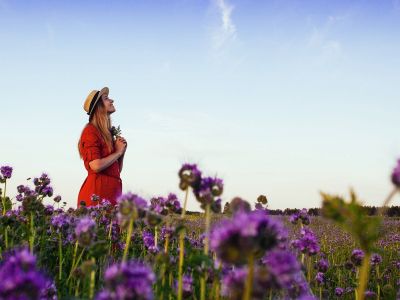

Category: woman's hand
[115, 137, 127, 155]
[117, 136, 127, 153]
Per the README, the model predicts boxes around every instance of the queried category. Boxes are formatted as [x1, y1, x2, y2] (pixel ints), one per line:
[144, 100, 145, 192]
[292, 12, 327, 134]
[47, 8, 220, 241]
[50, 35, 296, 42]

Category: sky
[1, 0, 400, 211]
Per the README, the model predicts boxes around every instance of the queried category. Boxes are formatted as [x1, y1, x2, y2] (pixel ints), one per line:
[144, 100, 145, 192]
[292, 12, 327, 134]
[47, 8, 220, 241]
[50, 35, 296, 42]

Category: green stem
[177, 230, 185, 300]
[178, 188, 189, 300]
[58, 232, 63, 281]
[155, 225, 158, 247]
[4, 226, 8, 249]
[75, 279, 80, 297]
[356, 253, 371, 300]
[89, 258, 96, 299]
[29, 212, 35, 253]
[122, 210, 136, 262]
[67, 247, 85, 282]
[2, 180, 7, 216]
[181, 187, 189, 219]
[243, 253, 254, 300]
[200, 204, 211, 300]
[307, 256, 312, 282]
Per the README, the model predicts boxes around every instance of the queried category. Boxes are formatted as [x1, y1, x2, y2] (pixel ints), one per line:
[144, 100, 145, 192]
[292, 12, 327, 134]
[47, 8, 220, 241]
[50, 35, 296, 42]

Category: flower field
[0, 163, 399, 300]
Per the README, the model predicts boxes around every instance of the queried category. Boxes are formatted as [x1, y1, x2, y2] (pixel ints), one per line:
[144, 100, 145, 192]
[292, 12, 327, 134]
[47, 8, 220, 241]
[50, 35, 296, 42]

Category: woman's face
[102, 94, 116, 114]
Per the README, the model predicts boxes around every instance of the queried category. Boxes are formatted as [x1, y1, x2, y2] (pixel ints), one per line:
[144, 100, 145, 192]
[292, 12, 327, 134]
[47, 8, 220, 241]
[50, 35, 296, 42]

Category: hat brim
[88, 87, 109, 115]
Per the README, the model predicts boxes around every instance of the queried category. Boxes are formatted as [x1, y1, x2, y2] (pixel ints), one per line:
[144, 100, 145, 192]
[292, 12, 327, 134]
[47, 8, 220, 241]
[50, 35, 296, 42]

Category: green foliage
[320, 189, 382, 253]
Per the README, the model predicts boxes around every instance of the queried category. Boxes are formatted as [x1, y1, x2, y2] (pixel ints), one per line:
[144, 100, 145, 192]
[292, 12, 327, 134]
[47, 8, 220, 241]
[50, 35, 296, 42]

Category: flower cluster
[143, 230, 158, 254]
[16, 185, 37, 202]
[255, 195, 268, 210]
[262, 250, 304, 290]
[178, 163, 202, 191]
[149, 193, 181, 215]
[290, 208, 311, 225]
[33, 173, 53, 198]
[370, 253, 382, 266]
[117, 192, 148, 228]
[391, 159, 400, 187]
[210, 210, 284, 265]
[75, 216, 97, 247]
[0, 248, 57, 299]
[229, 197, 251, 214]
[351, 249, 365, 267]
[193, 176, 223, 208]
[292, 228, 320, 256]
[0, 165, 13, 182]
[96, 260, 155, 300]
[110, 125, 122, 139]
[174, 274, 193, 299]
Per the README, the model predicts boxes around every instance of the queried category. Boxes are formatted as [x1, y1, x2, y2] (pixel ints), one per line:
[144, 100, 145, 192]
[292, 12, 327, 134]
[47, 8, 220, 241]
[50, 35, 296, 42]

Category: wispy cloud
[211, 0, 237, 50]
[307, 14, 347, 62]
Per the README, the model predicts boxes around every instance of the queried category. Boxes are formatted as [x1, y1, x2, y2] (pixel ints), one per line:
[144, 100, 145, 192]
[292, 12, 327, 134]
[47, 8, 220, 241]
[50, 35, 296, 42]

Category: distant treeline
[266, 206, 400, 217]
[185, 206, 400, 217]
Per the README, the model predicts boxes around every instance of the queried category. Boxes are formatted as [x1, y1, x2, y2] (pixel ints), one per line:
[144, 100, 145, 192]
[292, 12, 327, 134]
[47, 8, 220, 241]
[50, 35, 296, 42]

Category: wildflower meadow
[0, 162, 399, 300]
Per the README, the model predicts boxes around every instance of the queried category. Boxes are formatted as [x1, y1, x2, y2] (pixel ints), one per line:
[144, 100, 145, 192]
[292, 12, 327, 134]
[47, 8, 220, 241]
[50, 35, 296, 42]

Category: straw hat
[83, 87, 109, 116]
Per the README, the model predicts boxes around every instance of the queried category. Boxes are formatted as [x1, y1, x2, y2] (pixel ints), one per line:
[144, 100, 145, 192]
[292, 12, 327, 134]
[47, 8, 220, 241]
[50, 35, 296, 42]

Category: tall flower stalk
[243, 253, 255, 300]
[177, 188, 189, 300]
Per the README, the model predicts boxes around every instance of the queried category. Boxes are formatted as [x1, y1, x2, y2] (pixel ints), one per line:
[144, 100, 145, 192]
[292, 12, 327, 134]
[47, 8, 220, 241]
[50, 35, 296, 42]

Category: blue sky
[1, 0, 400, 211]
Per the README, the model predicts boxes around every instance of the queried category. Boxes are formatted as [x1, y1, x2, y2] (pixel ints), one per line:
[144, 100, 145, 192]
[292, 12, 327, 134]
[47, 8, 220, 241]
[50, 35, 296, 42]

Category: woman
[77, 87, 127, 207]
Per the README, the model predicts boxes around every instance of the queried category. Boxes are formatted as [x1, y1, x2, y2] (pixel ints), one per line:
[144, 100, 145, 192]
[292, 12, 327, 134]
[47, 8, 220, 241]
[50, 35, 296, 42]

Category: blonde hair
[78, 97, 114, 159]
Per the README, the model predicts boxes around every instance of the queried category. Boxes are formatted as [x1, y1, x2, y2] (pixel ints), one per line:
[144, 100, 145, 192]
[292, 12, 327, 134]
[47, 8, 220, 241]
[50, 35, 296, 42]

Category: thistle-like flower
[117, 192, 148, 228]
[0, 248, 57, 299]
[210, 210, 285, 265]
[178, 163, 202, 190]
[75, 216, 97, 247]
[0, 165, 13, 181]
[96, 260, 155, 300]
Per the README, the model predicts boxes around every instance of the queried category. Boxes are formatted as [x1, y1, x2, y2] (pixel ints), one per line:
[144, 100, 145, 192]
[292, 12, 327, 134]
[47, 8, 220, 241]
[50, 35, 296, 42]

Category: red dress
[77, 123, 122, 207]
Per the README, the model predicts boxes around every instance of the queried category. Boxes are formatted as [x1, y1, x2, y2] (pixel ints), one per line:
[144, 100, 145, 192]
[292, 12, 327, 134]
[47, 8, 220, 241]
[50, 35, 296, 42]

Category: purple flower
[351, 249, 365, 267]
[53, 195, 62, 203]
[290, 209, 310, 225]
[51, 213, 71, 231]
[210, 210, 284, 265]
[193, 176, 224, 207]
[229, 197, 251, 214]
[143, 230, 158, 254]
[315, 258, 329, 273]
[315, 272, 325, 285]
[364, 290, 376, 299]
[150, 193, 181, 215]
[178, 163, 202, 190]
[0, 166, 13, 179]
[370, 253, 382, 266]
[75, 216, 97, 247]
[96, 260, 155, 300]
[291, 228, 320, 256]
[221, 268, 248, 299]
[335, 287, 344, 297]
[255, 203, 263, 210]
[391, 159, 400, 187]
[174, 274, 193, 299]
[0, 248, 57, 299]
[262, 250, 302, 289]
[117, 192, 148, 228]
[221, 267, 268, 300]
[33, 173, 53, 198]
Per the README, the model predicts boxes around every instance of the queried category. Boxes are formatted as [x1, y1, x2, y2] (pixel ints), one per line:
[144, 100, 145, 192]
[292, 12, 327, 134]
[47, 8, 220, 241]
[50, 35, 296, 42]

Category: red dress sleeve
[81, 128, 102, 162]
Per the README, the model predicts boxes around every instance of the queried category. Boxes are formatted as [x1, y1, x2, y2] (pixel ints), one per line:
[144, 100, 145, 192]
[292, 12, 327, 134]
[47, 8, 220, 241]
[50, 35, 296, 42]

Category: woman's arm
[89, 138, 126, 173]
[89, 152, 123, 173]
